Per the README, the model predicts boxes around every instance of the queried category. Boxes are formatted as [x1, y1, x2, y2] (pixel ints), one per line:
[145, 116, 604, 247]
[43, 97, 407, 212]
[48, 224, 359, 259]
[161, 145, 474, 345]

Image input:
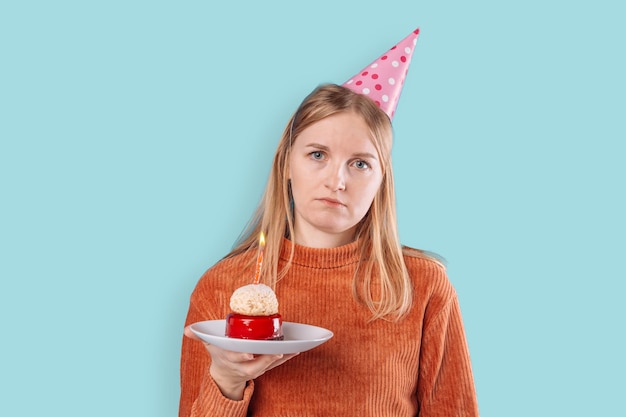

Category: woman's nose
[325, 164, 346, 191]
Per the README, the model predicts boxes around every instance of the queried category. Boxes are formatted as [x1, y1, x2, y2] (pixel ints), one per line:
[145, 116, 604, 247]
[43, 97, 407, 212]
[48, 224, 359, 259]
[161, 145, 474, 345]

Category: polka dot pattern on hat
[342, 28, 419, 120]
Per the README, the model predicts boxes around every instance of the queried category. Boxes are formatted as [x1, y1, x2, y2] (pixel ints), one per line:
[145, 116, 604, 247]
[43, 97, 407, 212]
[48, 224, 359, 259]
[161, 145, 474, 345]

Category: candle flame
[259, 232, 266, 248]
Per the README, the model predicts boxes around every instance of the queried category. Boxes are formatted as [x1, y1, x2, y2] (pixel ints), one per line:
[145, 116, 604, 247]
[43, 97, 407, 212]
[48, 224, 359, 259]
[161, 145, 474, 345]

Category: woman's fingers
[211, 347, 299, 379]
[234, 353, 300, 378]
[264, 353, 300, 372]
[183, 325, 201, 341]
[184, 329, 301, 380]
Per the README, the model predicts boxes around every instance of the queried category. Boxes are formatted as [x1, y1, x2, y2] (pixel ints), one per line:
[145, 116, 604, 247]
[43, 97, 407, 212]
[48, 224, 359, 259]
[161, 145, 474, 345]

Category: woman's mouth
[318, 198, 345, 208]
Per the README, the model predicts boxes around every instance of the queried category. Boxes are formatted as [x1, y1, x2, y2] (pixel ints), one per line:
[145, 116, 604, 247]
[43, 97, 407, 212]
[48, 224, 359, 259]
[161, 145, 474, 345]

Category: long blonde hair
[227, 84, 430, 321]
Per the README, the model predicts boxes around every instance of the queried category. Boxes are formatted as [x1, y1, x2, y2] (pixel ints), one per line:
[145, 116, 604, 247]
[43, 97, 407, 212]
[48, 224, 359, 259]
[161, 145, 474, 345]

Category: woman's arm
[179, 304, 254, 417]
[417, 294, 479, 416]
[179, 292, 298, 416]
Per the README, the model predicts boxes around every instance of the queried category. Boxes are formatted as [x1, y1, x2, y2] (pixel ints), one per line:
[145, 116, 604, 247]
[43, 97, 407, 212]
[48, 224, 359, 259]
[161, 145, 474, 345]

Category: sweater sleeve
[179, 281, 254, 417]
[417, 292, 479, 417]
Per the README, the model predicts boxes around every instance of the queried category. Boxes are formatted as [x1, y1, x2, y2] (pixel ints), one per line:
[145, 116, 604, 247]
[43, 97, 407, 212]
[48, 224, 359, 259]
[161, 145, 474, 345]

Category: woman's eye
[310, 151, 324, 160]
[354, 160, 369, 169]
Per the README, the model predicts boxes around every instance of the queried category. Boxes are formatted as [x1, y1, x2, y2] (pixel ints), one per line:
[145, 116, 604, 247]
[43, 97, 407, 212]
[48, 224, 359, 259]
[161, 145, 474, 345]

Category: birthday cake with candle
[225, 283, 284, 340]
[225, 233, 283, 340]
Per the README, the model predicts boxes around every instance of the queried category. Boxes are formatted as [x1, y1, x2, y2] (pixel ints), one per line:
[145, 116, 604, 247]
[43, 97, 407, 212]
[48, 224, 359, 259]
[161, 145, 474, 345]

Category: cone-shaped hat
[343, 28, 419, 120]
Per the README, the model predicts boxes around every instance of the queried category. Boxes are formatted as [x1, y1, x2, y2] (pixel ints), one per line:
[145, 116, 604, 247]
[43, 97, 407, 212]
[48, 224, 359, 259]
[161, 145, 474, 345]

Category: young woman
[179, 84, 479, 416]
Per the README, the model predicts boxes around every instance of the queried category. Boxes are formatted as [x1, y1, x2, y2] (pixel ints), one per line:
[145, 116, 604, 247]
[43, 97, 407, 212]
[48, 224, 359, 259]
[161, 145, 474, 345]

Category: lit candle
[253, 232, 265, 284]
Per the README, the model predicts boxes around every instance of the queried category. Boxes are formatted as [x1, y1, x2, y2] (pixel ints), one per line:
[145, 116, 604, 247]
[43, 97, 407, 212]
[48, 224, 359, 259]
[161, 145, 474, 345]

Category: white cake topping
[229, 283, 279, 316]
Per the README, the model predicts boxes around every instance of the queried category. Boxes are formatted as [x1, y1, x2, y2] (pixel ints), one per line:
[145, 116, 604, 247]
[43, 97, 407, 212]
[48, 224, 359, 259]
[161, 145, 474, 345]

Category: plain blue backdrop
[1, 1, 624, 416]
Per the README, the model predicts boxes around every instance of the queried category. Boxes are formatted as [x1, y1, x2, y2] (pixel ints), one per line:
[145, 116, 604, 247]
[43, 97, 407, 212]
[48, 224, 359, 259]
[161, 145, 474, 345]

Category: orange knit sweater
[179, 239, 479, 416]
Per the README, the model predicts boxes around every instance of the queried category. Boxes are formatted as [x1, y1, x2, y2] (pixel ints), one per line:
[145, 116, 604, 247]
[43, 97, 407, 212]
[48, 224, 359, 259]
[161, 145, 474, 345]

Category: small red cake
[225, 313, 283, 340]
[225, 284, 283, 340]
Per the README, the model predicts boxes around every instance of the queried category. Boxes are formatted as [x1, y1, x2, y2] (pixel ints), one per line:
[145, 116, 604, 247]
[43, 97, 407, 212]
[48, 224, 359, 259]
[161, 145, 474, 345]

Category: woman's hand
[184, 325, 299, 400]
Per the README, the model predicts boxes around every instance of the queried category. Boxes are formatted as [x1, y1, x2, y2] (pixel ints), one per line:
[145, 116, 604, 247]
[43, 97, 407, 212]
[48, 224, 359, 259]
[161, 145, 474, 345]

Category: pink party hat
[343, 28, 420, 120]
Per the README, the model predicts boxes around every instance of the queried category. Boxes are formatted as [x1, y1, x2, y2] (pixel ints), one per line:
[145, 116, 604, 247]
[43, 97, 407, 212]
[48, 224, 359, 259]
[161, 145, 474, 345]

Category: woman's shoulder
[190, 251, 255, 301]
[402, 245, 447, 277]
[402, 245, 456, 308]
[212, 250, 255, 273]
[187, 250, 259, 319]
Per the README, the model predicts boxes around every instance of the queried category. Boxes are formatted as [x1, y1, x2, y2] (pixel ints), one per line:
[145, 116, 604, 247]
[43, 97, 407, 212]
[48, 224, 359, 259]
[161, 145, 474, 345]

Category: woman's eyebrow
[304, 142, 330, 151]
[352, 152, 378, 161]
[305, 143, 378, 160]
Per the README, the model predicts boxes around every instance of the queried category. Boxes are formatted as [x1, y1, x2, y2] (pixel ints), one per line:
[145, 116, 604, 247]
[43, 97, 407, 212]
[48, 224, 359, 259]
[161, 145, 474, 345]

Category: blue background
[1, 1, 624, 416]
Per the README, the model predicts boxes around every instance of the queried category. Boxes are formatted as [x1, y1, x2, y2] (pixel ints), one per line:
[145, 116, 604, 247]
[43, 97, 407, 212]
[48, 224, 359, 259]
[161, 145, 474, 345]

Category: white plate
[189, 320, 333, 354]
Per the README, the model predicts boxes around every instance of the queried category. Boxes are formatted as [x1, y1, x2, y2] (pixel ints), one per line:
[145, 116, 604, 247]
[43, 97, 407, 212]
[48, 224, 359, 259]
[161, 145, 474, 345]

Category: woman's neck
[280, 237, 361, 269]
[292, 226, 356, 248]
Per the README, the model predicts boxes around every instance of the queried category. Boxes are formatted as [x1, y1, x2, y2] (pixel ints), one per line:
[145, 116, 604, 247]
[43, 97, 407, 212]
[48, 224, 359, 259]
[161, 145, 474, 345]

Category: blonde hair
[227, 84, 432, 321]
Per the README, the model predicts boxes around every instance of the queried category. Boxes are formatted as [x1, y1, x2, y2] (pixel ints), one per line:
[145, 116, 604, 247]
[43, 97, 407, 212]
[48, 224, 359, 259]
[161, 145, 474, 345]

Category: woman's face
[288, 111, 384, 248]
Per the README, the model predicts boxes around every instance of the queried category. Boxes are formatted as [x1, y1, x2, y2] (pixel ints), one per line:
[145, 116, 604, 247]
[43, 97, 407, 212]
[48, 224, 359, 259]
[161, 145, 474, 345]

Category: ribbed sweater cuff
[191, 372, 254, 417]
